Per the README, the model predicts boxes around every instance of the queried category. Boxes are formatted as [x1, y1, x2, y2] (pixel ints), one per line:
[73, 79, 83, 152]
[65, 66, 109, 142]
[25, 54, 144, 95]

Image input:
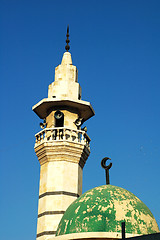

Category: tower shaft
[35, 140, 90, 239]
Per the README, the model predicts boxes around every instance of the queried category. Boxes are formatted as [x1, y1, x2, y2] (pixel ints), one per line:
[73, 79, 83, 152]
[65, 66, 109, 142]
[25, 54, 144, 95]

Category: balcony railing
[35, 127, 91, 149]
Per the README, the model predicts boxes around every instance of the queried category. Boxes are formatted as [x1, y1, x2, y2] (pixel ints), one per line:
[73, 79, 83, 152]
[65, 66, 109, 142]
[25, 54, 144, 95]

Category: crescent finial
[101, 157, 112, 185]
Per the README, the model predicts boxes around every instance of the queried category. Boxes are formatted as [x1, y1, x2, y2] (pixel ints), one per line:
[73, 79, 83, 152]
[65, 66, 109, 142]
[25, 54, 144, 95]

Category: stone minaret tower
[32, 29, 94, 240]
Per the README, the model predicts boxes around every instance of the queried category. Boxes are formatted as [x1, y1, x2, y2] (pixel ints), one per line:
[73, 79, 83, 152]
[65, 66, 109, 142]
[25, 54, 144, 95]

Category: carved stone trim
[37, 231, 56, 238]
[38, 211, 65, 218]
[39, 191, 80, 199]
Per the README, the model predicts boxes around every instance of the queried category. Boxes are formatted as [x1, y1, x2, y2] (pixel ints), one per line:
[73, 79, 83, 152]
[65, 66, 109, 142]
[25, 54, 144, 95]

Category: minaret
[32, 27, 95, 240]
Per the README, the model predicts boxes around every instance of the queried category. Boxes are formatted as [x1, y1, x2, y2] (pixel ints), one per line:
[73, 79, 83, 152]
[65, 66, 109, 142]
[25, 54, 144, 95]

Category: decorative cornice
[35, 141, 90, 167]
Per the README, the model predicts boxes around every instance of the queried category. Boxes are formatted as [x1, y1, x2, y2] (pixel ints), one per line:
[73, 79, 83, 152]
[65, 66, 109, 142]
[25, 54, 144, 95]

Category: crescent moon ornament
[101, 157, 112, 185]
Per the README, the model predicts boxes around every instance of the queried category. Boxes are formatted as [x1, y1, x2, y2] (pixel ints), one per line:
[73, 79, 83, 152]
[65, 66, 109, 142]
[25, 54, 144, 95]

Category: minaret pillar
[33, 51, 94, 240]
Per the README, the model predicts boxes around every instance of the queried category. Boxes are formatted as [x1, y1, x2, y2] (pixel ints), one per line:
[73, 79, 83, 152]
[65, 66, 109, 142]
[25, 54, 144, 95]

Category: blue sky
[0, 1, 160, 239]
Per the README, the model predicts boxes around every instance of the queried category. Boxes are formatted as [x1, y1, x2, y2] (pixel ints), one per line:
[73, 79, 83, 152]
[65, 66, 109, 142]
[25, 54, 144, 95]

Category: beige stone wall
[46, 109, 79, 129]
[38, 161, 83, 195]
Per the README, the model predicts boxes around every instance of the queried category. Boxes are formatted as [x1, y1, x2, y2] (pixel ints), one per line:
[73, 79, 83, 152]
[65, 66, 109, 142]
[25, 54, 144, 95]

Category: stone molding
[35, 141, 90, 168]
[39, 191, 80, 199]
[47, 231, 140, 240]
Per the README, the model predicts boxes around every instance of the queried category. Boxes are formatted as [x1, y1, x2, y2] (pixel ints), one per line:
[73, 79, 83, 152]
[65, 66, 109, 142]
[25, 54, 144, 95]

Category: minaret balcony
[34, 127, 91, 149]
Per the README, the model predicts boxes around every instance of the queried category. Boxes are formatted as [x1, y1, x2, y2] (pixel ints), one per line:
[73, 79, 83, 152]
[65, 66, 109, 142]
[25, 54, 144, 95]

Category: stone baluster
[57, 128, 60, 140]
[47, 129, 50, 141]
[60, 128, 63, 140]
[66, 128, 70, 141]
[64, 128, 66, 140]
[75, 130, 79, 143]
[42, 132, 44, 142]
[81, 131, 85, 144]
[73, 130, 76, 142]
[39, 133, 42, 143]
[44, 129, 47, 141]
[51, 129, 54, 140]
[35, 135, 38, 144]
[77, 131, 81, 143]
[38, 133, 40, 143]
[86, 135, 90, 148]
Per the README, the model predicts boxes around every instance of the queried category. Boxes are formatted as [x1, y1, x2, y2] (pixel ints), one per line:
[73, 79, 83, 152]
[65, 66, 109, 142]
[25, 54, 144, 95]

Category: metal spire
[65, 25, 70, 52]
[101, 157, 112, 184]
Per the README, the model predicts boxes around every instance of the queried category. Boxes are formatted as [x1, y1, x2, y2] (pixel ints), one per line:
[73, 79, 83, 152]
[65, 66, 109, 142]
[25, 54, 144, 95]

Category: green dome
[56, 185, 159, 236]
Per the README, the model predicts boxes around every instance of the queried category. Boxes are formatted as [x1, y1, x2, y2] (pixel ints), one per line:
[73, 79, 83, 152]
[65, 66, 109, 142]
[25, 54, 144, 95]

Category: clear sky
[1, 1, 160, 239]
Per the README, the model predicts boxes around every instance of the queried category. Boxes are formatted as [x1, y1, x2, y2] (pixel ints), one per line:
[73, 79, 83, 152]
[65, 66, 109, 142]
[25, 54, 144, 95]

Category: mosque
[32, 27, 160, 240]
